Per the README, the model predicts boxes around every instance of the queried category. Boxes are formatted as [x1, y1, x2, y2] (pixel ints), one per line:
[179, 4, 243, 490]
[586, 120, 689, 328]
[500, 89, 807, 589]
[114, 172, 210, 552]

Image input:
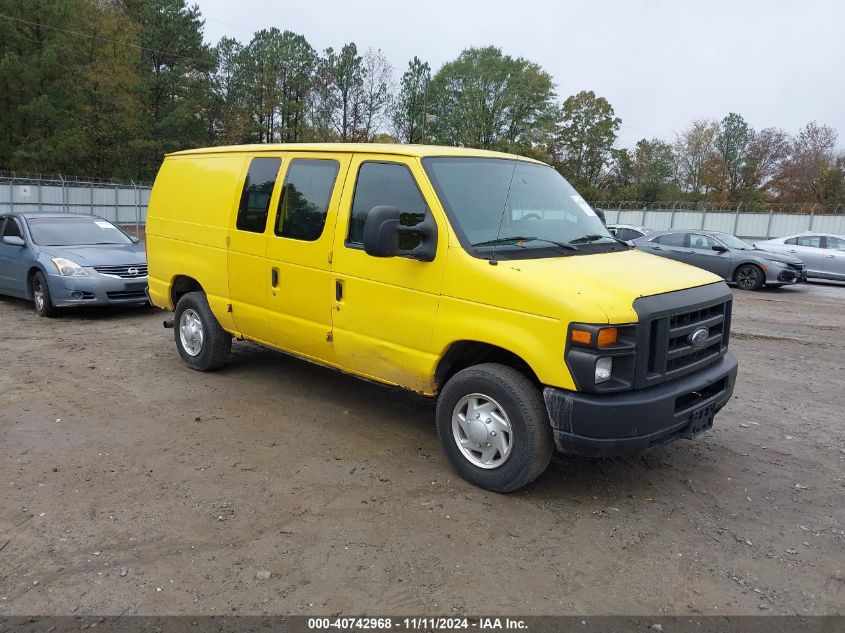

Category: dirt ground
[0, 281, 843, 616]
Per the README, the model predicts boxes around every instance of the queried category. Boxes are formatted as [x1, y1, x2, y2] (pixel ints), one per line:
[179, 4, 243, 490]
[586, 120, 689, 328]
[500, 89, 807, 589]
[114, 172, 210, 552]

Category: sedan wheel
[735, 264, 764, 291]
[31, 271, 57, 317]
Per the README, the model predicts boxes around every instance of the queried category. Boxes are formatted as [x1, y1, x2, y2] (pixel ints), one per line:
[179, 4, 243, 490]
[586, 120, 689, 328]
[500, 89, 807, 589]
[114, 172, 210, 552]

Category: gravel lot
[0, 282, 843, 616]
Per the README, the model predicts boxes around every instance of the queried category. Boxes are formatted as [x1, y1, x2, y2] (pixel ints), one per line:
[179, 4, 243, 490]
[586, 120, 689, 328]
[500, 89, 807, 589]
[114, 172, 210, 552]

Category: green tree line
[1, 0, 843, 207]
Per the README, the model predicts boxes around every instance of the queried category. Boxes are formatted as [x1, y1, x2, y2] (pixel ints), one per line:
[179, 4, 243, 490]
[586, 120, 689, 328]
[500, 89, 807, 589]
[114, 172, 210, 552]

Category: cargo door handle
[271, 267, 279, 287]
[335, 279, 343, 301]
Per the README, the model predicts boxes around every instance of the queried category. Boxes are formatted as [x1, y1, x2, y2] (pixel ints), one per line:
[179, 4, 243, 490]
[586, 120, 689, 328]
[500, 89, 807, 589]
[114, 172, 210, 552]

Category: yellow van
[146, 143, 738, 491]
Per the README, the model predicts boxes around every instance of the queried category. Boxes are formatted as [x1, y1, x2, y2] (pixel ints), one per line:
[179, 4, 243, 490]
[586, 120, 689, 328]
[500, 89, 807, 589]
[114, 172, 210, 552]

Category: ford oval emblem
[689, 327, 709, 348]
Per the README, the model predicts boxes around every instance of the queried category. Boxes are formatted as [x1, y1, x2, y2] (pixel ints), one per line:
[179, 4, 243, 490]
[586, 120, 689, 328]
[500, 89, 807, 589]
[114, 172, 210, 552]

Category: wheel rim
[451, 393, 514, 469]
[33, 279, 44, 311]
[179, 309, 204, 357]
[737, 266, 759, 289]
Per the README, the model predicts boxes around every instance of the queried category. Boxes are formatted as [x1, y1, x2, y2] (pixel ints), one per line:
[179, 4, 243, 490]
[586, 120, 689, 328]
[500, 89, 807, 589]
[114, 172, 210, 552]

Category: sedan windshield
[422, 157, 614, 256]
[717, 233, 754, 250]
[26, 216, 132, 246]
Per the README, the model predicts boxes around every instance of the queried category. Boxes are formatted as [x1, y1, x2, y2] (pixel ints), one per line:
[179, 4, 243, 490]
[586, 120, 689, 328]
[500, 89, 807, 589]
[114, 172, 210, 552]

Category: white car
[756, 232, 845, 281]
[607, 224, 653, 245]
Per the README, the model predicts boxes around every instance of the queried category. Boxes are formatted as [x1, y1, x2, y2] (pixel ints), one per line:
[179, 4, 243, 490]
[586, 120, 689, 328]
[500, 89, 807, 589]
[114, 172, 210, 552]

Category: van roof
[167, 143, 546, 163]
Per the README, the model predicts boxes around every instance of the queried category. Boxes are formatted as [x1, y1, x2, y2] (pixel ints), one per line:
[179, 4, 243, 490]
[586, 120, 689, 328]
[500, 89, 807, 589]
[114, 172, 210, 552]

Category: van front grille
[634, 288, 732, 388]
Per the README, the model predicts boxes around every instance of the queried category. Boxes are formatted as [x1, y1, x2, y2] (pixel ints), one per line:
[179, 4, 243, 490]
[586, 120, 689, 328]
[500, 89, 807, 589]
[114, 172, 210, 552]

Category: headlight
[566, 323, 637, 391]
[595, 357, 613, 383]
[765, 259, 786, 267]
[51, 257, 89, 277]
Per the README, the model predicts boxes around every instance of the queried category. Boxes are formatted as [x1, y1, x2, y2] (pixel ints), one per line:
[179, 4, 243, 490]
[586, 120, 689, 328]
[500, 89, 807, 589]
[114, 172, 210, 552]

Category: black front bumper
[544, 352, 738, 457]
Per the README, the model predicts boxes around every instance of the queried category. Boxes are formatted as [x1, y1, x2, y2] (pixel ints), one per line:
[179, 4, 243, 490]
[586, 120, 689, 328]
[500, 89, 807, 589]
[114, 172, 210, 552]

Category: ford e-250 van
[146, 144, 738, 492]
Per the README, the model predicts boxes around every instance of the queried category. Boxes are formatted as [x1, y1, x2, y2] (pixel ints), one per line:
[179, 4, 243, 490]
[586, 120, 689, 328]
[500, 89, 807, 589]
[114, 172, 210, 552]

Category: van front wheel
[436, 363, 553, 492]
[174, 292, 231, 371]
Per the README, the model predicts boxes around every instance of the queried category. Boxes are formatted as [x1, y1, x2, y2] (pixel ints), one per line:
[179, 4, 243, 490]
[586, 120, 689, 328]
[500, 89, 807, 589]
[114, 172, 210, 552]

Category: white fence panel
[702, 212, 734, 233]
[812, 215, 845, 234]
[0, 178, 149, 226]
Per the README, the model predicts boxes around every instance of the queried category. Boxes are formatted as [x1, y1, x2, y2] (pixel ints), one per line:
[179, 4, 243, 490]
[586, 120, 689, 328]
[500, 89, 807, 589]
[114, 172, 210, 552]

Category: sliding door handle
[271, 267, 279, 287]
[335, 279, 343, 301]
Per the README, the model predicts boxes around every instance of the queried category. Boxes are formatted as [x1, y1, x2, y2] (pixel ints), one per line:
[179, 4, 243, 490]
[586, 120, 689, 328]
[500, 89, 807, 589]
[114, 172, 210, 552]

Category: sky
[195, 0, 844, 148]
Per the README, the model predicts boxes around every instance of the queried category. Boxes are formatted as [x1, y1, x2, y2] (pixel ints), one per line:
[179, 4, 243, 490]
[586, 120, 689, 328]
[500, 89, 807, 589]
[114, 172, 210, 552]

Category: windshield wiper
[472, 236, 579, 251]
[569, 234, 615, 244]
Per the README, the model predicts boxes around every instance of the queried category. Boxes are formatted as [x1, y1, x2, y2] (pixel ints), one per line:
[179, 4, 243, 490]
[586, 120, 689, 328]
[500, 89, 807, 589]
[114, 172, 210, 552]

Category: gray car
[633, 229, 806, 290]
[0, 213, 148, 316]
[756, 232, 845, 281]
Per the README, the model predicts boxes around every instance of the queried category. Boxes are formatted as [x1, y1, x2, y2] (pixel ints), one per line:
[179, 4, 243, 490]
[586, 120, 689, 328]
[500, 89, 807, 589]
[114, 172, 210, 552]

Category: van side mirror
[711, 244, 728, 253]
[362, 206, 437, 262]
[2, 235, 25, 247]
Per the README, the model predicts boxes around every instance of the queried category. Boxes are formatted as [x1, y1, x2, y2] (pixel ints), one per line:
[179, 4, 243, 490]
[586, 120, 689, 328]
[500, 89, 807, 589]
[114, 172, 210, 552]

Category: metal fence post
[37, 180, 42, 213]
[808, 206, 815, 231]
[701, 205, 707, 229]
[9, 175, 14, 214]
[733, 204, 741, 235]
[60, 175, 66, 214]
[90, 184, 95, 215]
[114, 185, 120, 224]
[765, 208, 774, 239]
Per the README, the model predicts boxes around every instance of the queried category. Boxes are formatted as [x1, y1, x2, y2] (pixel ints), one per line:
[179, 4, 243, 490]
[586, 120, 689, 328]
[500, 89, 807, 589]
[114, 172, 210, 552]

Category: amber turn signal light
[571, 329, 591, 345]
[597, 327, 618, 348]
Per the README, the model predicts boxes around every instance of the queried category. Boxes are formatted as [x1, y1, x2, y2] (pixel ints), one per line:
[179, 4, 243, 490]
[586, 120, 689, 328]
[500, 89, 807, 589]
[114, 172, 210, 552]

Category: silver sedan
[756, 232, 845, 282]
[633, 230, 806, 290]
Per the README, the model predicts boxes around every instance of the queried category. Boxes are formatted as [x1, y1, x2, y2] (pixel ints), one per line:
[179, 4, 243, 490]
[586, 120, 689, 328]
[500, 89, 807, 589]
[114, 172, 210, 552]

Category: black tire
[173, 291, 231, 371]
[31, 271, 57, 317]
[734, 264, 765, 291]
[436, 363, 554, 492]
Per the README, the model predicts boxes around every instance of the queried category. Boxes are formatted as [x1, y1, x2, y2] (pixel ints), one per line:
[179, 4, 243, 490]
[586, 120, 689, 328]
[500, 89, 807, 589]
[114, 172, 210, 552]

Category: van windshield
[422, 157, 616, 257]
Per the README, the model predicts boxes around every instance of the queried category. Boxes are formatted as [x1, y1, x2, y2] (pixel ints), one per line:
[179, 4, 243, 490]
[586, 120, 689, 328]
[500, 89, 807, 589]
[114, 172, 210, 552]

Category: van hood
[38, 243, 146, 266]
[448, 248, 724, 324]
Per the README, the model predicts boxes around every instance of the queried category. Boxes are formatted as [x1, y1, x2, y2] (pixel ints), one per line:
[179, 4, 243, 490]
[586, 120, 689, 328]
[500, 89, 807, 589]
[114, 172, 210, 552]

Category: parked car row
[757, 233, 845, 281]
[0, 213, 148, 316]
[608, 220, 845, 289]
[633, 230, 806, 290]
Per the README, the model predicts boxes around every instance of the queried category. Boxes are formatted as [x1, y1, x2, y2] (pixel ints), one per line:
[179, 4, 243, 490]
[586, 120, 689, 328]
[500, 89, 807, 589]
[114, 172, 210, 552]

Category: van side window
[236, 158, 282, 233]
[275, 159, 340, 241]
[348, 162, 427, 246]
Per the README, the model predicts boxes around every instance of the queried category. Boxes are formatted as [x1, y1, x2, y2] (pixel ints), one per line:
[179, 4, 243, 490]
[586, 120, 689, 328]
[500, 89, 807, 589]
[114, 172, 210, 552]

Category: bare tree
[673, 120, 719, 198]
[358, 48, 393, 141]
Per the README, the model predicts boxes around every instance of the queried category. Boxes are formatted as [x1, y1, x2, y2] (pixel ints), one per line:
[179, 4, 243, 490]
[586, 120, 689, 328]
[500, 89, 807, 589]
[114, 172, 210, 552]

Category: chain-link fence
[0, 172, 150, 237]
[592, 200, 845, 213]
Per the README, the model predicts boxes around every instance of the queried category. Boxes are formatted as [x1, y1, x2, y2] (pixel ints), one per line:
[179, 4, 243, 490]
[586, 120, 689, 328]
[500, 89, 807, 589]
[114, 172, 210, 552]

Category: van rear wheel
[174, 292, 231, 371]
[436, 363, 553, 492]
